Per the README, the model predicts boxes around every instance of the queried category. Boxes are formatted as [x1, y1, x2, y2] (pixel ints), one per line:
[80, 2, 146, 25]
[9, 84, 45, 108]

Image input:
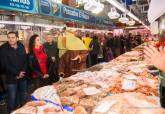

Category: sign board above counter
[0, 0, 36, 13]
[0, 0, 113, 27]
[39, 0, 113, 27]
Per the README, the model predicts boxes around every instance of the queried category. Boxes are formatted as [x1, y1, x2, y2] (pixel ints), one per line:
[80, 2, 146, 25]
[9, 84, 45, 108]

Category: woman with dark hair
[28, 34, 49, 90]
[89, 36, 100, 66]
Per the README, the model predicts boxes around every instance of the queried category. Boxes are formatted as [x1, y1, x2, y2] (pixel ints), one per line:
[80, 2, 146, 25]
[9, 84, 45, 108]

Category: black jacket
[28, 51, 49, 78]
[43, 42, 59, 69]
[43, 42, 59, 82]
[0, 42, 27, 84]
[106, 38, 114, 49]
[136, 35, 142, 45]
[89, 39, 100, 55]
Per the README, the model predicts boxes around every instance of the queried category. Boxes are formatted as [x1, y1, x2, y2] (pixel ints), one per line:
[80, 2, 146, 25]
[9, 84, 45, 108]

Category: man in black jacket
[44, 33, 59, 83]
[0, 32, 27, 113]
[0, 45, 6, 106]
[126, 33, 132, 51]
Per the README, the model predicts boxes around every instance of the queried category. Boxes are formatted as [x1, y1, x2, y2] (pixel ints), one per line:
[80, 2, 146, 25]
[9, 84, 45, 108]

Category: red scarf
[33, 46, 48, 78]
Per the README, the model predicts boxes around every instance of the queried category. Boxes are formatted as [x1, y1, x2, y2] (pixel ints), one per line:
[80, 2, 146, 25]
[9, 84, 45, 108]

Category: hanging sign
[0, 0, 36, 13]
[61, 5, 96, 24]
[40, 0, 60, 16]
[39, 0, 113, 26]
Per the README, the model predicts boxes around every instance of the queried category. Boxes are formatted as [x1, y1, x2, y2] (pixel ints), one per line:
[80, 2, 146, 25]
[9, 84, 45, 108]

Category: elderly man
[44, 33, 59, 83]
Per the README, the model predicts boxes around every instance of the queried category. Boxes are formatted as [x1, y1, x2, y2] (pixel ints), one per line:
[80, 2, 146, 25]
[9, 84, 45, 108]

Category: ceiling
[75, 0, 150, 27]
[0, 0, 150, 29]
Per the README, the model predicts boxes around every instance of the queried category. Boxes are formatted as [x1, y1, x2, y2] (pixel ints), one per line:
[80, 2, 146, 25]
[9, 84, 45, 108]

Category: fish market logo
[10, 0, 30, 5]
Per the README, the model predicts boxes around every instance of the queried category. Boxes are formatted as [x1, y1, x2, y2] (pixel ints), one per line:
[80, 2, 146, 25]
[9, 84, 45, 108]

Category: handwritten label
[122, 79, 136, 90]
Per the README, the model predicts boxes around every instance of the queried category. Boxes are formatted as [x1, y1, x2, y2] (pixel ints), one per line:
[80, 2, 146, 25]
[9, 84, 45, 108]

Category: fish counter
[12, 45, 165, 114]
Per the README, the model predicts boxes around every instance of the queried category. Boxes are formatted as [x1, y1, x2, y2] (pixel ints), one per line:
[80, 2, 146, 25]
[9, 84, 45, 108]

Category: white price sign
[122, 79, 136, 90]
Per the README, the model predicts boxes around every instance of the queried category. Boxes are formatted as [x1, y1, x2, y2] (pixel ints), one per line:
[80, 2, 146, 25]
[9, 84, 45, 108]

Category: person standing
[82, 33, 92, 68]
[113, 36, 121, 57]
[28, 34, 49, 91]
[58, 30, 88, 78]
[0, 45, 6, 106]
[120, 35, 126, 54]
[106, 35, 114, 61]
[0, 32, 27, 113]
[126, 33, 132, 51]
[44, 33, 59, 83]
[135, 32, 142, 45]
[89, 36, 100, 66]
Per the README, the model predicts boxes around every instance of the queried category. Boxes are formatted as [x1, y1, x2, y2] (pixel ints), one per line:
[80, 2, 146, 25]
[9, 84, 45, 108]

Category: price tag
[122, 79, 136, 90]
[83, 87, 101, 95]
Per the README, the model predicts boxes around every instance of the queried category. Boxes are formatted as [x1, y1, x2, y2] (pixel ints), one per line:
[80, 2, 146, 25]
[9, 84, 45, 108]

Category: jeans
[7, 80, 27, 113]
[160, 84, 165, 108]
[90, 54, 98, 66]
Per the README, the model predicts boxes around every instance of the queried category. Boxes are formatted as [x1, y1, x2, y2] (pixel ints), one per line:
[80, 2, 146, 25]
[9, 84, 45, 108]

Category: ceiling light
[119, 14, 129, 23]
[21, 26, 31, 30]
[108, 7, 120, 19]
[91, 4, 104, 14]
[0, 24, 5, 28]
[106, 0, 126, 12]
[106, 0, 147, 26]
[84, 0, 104, 14]
[127, 19, 136, 26]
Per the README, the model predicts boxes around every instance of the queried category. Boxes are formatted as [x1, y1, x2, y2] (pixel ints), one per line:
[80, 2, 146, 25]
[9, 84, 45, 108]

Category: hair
[93, 36, 98, 41]
[29, 34, 39, 54]
[7, 31, 18, 38]
[86, 34, 90, 37]
[62, 27, 66, 31]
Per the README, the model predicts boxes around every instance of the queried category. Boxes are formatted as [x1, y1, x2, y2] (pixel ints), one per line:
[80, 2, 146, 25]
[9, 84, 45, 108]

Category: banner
[0, 0, 36, 13]
[61, 5, 95, 24]
[40, 0, 60, 16]
[39, 0, 113, 27]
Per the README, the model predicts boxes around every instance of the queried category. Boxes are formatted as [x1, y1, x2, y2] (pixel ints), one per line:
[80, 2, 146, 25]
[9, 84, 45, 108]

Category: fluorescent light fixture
[0, 20, 112, 32]
[0, 21, 34, 26]
[68, 27, 112, 33]
[106, 0, 126, 12]
[127, 12, 139, 21]
[21, 26, 31, 30]
[35, 24, 63, 29]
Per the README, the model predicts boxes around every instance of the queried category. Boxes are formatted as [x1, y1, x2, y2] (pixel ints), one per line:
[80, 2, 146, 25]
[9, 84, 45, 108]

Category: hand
[144, 45, 165, 72]
[43, 74, 49, 79]
[16, 71, 25, 79]
[59, 72, 65, 78]
[19, 71, 25, 77]
[71, 55, 81, 63]
[51, 57, 56, 62]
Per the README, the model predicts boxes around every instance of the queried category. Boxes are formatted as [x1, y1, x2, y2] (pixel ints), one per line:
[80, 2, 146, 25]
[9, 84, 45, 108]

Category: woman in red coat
[28, 34, 49, 90]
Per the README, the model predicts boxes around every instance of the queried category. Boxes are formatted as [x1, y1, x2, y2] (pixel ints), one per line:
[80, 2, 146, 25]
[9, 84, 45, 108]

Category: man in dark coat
[44, 33, 59, 83]
[0, 32, 27, 113]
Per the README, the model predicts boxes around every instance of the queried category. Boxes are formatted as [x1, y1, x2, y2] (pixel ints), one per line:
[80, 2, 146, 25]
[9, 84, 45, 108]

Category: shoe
[0, 100, 5, 105]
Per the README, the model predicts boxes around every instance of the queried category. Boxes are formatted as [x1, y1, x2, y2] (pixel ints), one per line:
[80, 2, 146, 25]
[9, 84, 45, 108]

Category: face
[7, 33, 17, 46]
[46, 35, 53, 43]
[35, 37, 42, 47]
